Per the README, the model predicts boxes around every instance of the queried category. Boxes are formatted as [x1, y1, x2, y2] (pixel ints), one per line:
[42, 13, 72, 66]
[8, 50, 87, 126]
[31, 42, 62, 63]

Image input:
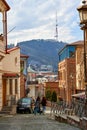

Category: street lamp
[77, 0, 87, 117]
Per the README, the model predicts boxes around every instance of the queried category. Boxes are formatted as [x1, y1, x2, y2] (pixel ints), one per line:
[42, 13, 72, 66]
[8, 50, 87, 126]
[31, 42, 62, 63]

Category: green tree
[45, 89, 52, 101]
[51, 91, 57, 102]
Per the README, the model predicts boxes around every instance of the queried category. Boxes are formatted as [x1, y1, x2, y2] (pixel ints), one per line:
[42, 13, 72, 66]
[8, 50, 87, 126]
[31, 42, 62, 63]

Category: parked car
[16, 97, 33, 114]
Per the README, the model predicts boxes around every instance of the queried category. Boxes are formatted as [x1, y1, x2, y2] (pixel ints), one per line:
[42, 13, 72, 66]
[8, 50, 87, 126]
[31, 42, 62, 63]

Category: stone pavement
[45, 107, 51, 114]
[0, 112, 81, 130]
[0, 106, 82, 130]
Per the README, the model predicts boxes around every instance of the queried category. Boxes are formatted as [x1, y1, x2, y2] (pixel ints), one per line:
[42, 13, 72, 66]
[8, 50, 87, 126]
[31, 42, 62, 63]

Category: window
[69, 51, 75, 58]
[15, 57, 17, 65]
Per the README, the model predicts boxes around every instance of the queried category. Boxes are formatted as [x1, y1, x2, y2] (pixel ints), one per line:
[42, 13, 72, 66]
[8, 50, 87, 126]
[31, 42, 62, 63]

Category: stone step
[0, 106, 12, 114]
[2, 107, 12, 111]
[0, 111, 11, 114]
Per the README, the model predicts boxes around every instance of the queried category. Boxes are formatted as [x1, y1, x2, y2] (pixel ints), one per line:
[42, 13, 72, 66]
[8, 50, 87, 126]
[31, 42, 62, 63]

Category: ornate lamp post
[77, 0, 87, 117]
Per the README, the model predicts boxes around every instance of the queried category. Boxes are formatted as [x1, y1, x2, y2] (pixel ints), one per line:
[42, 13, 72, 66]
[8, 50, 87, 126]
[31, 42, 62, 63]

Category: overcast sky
[3, 0, 83, 44]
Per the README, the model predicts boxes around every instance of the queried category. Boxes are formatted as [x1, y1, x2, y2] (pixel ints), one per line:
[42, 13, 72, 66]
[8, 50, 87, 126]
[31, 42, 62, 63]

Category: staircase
[0, 105, 16, 115]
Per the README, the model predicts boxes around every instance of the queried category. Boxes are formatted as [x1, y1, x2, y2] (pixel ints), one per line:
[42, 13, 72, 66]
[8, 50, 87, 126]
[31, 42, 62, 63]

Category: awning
[3, 73, 19, 78]
[72, 92, 85, 99]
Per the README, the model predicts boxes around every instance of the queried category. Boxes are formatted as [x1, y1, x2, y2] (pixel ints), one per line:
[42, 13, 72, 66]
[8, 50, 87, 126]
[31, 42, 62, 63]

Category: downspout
[3, 11, 7, 54]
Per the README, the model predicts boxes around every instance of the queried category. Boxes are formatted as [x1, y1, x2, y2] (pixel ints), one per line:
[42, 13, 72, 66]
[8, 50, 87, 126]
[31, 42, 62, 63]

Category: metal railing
[6, 95, 16, 106]
[50, 100, 85, 117]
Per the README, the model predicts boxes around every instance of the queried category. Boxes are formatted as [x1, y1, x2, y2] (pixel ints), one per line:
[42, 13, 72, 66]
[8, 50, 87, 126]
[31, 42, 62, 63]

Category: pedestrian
[41, 96, 47, 114]
[31, 97, 35, 113]
[34, 96, 41, 115]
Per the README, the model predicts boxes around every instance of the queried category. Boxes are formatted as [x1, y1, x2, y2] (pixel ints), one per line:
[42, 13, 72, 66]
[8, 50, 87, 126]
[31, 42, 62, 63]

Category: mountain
[17, 39, 67, 72]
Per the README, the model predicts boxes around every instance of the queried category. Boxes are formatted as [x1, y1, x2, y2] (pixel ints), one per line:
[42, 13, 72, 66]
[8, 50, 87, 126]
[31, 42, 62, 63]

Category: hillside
[17, 39, 67, 72]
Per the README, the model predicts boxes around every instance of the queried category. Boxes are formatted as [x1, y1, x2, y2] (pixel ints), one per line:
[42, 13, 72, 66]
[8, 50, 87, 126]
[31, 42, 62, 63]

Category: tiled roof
[7, 47, 20, 53]
[69, 40, 83, 46]
[20, 54, 29, 58]
[3, 73, 19, 77]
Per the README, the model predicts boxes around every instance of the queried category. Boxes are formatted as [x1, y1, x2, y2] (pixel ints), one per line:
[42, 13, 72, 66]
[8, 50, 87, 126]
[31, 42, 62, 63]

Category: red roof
[3, 73, 19, 77]
[7, 47, 20, 53]
[20, 54, 29, 58]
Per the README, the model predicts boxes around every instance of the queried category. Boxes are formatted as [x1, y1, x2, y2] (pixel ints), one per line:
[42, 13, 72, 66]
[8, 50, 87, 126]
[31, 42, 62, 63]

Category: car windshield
[22, 98, 31, 104]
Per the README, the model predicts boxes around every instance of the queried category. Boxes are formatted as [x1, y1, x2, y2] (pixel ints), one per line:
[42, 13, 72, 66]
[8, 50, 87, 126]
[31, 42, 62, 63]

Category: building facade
[75, 41, 84, 92]
[20, 54, 29, 98]
[44, 81, 59, 95]
[2, 47, 20, 107]
[0, 0, 10, 110]
[58, 43, 76, 104]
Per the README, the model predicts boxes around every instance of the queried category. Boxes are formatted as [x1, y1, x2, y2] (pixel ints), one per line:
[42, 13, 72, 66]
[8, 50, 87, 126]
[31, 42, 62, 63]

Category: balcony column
[6, 79, 9, 95]
[12, 79, 15, 95]
[17, 78, 20, 100]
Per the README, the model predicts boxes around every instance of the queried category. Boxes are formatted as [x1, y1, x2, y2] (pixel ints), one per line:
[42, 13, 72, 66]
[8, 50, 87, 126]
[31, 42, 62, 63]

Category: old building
[2, 47, 20, 107]
[58, 40, 86, 104]
[20, 53, 29, 98]
[0, 0, 10, 110]
[26, 65, 38, 99]
[75, 41, 84, 92]
[44, 81, 59, 96]
[58, 43, 76, 104]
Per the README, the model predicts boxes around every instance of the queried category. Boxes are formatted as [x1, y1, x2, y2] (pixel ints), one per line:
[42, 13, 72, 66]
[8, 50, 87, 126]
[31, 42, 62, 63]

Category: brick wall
[45, 81, 59, 95]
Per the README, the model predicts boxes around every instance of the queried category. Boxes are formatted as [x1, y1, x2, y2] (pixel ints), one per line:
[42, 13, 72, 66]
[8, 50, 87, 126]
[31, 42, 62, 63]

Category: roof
[7, 47, 20, 53]
[0, 0, 10, 11]
[3, 73, 19, 77]
[36, 75, 44, 78]
[72, 92, 85, 99]
[70, 41, 83, 46]
[20, 54, 29, 58]
[58, 40, 83, 54]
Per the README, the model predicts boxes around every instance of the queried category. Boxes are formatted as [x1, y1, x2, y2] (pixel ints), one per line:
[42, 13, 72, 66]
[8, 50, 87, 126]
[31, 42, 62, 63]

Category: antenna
[54, 12, 58, 41]
[7, 26, 16, 34]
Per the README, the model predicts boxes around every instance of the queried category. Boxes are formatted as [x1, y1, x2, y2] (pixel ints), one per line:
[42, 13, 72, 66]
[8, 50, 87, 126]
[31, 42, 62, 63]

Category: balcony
[27, 80, 38, 85]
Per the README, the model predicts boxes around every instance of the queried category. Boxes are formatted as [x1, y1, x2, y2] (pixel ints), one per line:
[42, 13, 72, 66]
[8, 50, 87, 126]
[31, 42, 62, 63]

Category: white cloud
[5, 0, 82, 44]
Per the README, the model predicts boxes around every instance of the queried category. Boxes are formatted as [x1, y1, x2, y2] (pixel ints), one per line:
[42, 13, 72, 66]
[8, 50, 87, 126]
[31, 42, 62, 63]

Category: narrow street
[0, 114, 81, 130]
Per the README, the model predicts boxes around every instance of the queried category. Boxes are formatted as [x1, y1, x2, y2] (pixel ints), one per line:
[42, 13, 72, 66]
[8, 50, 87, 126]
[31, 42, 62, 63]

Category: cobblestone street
[0, 114, 81, 130]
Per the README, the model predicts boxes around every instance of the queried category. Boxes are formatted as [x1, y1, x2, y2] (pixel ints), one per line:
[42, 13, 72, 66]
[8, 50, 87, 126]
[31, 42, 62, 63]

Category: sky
[1, 0, 83, 45]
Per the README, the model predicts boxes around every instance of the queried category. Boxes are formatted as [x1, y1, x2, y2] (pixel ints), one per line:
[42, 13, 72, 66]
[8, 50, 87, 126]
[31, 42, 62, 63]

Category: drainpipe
[3, 11, 8, 54]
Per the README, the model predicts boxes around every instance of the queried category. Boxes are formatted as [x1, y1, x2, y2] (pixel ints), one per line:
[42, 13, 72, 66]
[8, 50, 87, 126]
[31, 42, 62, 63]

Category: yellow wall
[2, 48, 20, 73]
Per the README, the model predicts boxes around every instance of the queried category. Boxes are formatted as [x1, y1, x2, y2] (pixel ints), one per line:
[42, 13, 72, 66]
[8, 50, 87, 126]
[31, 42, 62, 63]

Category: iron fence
[50, 100, 85, 117]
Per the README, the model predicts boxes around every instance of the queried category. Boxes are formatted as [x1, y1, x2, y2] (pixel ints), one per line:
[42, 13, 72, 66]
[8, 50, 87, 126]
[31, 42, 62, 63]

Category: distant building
[27, 65, 38, 98]
[20, 53, 29, 98]
[40, 64, 53, 72]
[44, 81, 59, 96]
